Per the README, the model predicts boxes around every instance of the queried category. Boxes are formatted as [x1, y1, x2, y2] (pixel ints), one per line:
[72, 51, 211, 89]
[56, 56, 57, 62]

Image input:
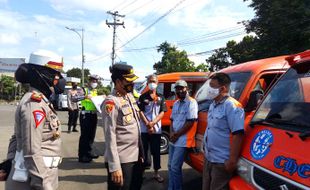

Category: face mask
[90, 82, 98, 89]
[53, 78, 66, 94]
[148, 83, 157, 91]
[205, 80, 220, 100]
[176, 90, 187, 99]
[124, 83, 134, 93]
[72, 85, 77, 90]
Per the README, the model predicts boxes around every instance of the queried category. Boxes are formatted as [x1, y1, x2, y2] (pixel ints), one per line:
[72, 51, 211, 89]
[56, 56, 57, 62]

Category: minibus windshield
[251, 62, 310, 132]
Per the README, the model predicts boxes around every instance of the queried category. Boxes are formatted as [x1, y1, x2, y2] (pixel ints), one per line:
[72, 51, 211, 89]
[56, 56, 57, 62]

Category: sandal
[153, 174, 164, 183]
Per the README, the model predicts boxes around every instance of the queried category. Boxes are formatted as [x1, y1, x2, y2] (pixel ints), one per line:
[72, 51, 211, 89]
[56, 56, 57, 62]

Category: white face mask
[90, 82, 98, 89]
[148, 82, 157, 91]
[205, 80, 220, 100]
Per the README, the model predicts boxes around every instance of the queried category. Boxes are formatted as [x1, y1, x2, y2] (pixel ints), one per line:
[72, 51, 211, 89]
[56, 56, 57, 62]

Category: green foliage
[245, 0, 310, 56]
[97, 85, 111, 95]
[0, 75, 15, 100]
[206, 48, 230, 72]
[153, 42, 196, 74]
[207, 0, 310, 70]
[66, 67, 90, 84]
[195, 63, 209, 72]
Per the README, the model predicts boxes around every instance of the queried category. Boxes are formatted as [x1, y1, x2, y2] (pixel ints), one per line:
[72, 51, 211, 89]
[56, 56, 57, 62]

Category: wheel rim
[160, 135, 168, 153]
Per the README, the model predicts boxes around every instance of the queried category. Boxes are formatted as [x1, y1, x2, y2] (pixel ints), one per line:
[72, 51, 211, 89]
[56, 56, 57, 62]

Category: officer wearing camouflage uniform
[102, 64, 144, 190]
[5, 50, 66, 190]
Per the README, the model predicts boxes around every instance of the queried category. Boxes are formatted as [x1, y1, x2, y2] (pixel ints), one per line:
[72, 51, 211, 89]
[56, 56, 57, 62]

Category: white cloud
[0, 33, 20, 44]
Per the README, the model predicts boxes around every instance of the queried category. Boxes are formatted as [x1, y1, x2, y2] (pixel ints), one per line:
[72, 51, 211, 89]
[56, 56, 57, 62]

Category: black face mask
[72, 85, 77, 90]
[123, 83, 134, 93]
[176, 91, 187, 99]
[54, 78, 66, 94]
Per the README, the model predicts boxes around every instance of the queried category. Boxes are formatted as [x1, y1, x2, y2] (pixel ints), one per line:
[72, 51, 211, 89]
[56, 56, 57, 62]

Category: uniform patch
[33, 110, 46, 128]
[125, 115, 132, 123]
[31, 93, 42, 102]
[105, 100, 115, 114]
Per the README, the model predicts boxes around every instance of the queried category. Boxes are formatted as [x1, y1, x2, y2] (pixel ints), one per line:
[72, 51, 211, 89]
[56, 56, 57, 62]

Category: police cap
[110, 64, 138, 82]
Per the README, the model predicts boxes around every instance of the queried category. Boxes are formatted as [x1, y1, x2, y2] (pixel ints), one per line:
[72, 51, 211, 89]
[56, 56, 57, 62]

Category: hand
[86, 95, 92, 99]
[148, 126, 155, 134]
[0, 170, 7, 181]
[224, 159, 238, 173]
[148, 121, 155, 128]
[170, 132, 179, 143]
[111, 170, 123, 186]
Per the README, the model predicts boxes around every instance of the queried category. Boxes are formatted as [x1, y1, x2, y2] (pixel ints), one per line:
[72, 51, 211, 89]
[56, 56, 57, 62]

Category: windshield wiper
[249, 120, 275, 128]
[299, 131, 310, 141]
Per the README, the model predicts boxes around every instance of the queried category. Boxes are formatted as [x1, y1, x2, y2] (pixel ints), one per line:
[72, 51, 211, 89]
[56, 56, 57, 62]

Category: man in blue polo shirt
[203, 72, 244, 190]
[168, 80, 198, 190]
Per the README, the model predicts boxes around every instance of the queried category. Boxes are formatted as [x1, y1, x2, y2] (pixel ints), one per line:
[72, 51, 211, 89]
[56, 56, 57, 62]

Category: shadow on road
[59, 174, 107, 184]
[93, 141, 105, 156]
[59, 157, 106, 170]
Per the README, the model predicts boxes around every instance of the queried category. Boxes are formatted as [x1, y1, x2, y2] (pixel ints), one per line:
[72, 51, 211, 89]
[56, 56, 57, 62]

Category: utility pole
[106, 11, 125, 90]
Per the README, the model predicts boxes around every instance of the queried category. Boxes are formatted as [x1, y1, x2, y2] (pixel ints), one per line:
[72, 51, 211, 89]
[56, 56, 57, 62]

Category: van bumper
[229, 176, 256, 190]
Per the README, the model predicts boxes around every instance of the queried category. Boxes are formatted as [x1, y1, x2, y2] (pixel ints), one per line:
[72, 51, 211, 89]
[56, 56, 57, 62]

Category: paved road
[0, 104, 202, 190]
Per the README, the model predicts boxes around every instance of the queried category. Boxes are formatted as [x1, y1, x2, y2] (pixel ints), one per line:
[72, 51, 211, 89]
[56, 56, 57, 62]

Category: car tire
[160, 131, 170, 154]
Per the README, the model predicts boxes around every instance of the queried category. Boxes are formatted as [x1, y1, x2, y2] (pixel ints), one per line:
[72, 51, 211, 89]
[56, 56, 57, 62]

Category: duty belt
[81, 110, 97, 114]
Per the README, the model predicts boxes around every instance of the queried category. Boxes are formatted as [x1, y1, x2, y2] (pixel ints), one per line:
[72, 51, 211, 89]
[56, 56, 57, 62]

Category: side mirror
[244, 90, 264, 112]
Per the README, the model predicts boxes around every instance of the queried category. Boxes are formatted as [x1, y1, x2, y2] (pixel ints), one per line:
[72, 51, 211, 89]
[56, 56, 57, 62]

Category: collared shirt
[101, 91, 142, 172]
[138, 91, 167, 134]
[170, 95, 198, 147]
[67, 89, 79, 110]
[204, 96, 244, 163]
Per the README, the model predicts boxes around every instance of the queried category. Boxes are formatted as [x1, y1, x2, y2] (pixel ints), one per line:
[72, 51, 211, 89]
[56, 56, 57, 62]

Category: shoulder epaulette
[31, 92, 42, 102]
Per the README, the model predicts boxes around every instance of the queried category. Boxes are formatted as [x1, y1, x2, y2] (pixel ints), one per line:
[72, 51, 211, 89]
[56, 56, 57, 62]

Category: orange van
[230, 50, 310, 189]
[185, 55, 290, 172]
[137, 72, 209, 154]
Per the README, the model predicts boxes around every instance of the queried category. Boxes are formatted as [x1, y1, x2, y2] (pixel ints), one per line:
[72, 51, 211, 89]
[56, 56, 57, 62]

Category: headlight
[237, 158, 254, 184]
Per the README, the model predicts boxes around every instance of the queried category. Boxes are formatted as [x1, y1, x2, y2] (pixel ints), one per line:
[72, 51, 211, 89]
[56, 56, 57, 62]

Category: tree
[244, 0, 310, 56]
[195, 63, 209, 72]
[153, 42, 196, 74]
[0, 75, 15, 100]
[206, 48, 230, 71]
[207, 0, 310, 70]
[66, 68, 90, 84]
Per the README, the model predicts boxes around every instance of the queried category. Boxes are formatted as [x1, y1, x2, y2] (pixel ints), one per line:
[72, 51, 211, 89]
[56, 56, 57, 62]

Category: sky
[0, 0, 254, 83]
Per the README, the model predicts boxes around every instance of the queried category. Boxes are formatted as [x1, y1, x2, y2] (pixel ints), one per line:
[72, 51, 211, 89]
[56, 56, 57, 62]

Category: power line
[124, 0, 154, 16]
[117, 0, 187, 50]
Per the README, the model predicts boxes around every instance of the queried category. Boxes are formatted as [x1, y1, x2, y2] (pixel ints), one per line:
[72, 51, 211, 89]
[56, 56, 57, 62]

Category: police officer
[78, 74, 100, 163]
[67, 82, 79, 133]
[5, 50, 66, 190]
[102, 64, 144, 190]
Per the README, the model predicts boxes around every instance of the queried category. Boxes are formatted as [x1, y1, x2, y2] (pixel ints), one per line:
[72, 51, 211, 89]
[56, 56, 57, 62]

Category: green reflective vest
[81, 88, 97, 111]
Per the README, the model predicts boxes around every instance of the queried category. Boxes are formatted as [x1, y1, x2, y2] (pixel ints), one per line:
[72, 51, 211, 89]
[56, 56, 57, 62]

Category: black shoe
[67, 130, 71, 134]
[90, 154, 99, 159]
[78, 156, 92, 163]
[72, 129, 79, 132]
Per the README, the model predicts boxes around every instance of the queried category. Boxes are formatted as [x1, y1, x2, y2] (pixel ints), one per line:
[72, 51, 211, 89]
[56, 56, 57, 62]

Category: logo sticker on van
[250, 129, 273, 160]
[274, 156, 310, 178]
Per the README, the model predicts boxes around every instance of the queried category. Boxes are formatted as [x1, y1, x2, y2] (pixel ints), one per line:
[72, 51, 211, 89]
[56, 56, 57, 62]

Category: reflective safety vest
[81, 88, 97, 111]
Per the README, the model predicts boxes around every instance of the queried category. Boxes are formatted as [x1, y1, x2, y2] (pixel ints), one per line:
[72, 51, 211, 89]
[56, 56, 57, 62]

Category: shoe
[153, 174, 164, 183]
[72, 129, 79, 132]
[67, 130, 71, 134]
[90, 154, 99, 159]
[78, 156, 92, 163]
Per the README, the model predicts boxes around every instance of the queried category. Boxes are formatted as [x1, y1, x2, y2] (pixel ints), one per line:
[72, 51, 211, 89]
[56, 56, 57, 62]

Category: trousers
[78, 112, 97, 158]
